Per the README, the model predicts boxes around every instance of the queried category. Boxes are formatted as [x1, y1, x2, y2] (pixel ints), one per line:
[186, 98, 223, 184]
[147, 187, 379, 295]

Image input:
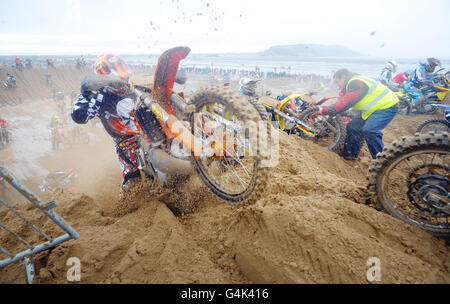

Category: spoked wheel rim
[379, 149, 449, 232]
[191, 100, 260, 200]
[419, 121, 450, 134]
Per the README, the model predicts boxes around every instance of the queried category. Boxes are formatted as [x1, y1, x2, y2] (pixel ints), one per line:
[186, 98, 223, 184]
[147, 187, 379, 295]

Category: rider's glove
[81, 92, 103, 116]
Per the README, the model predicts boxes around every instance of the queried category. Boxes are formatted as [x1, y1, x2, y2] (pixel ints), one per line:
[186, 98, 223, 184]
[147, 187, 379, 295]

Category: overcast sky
[0, 0, 449, 58]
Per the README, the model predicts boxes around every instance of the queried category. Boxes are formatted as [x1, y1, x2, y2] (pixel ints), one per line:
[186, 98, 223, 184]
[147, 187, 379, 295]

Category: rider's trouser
[113, 135, 140, 187]
[344, 105, 398, 160]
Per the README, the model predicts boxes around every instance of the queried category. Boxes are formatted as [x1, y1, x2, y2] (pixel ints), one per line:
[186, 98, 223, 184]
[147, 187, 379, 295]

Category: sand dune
[0, 68, 448, 284]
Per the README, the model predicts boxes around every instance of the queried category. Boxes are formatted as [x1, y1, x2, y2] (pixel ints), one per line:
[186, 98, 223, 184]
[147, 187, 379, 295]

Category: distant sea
[1, 54, 449, 79]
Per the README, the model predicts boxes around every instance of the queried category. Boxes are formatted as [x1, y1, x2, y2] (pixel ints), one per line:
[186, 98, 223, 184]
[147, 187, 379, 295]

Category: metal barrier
[0, 165, 80, 283]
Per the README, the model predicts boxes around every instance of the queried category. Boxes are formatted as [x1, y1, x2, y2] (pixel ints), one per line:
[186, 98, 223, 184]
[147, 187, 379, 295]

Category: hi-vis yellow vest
[346, 75, 399, 120]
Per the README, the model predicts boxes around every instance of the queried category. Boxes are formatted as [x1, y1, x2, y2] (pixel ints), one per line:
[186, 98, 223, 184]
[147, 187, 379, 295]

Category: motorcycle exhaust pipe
[149, 148, 193, 184]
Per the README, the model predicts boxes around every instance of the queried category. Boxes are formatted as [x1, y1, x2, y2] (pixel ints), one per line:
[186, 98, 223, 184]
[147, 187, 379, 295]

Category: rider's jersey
[378, 68, 395, 88]
[408, 65, 428, 86]
[71, 88, 139, 138]
[393, 73, 409, 84]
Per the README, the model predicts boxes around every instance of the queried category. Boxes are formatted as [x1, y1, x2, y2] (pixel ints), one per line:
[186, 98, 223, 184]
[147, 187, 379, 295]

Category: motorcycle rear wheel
[188, 85, 270, 204]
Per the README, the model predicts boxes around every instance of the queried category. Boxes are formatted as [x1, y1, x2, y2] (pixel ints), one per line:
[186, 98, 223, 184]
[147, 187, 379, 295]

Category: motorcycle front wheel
[188, 85, 271, 204]
[368, 132, 449, 238]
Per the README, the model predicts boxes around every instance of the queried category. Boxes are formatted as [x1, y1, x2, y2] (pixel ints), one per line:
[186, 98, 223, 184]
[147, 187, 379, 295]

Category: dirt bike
[2, 74, 17, 90]
[39, 168, 78, 194]
[393, 89, 413, 115]
[253, 93, 315, 136]
[368, 132, 449, 238]
[50, 125, 72, 150]
[417, 104, 450, 134]
[399, 71, 449, 115]
[255, 92, 347, 155]
[296, 96, 348, 155]
[393, 85, 448, 115]
[0, 119, 11, 150]
[84, 46, 270, 203]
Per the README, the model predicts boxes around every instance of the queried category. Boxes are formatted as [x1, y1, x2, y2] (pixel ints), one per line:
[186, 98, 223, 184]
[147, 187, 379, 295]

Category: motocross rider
[378, 60, 398, 89]
[14, 57, 22, 69]
[71, 54, 141, 193]
[403, 57, 441, 105]
[316, 69, 399, 160]
[5, 73, 16, 87]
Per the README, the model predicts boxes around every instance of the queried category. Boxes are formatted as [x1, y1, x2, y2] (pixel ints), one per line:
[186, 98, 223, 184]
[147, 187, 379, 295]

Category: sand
[0, 66, 448, 284]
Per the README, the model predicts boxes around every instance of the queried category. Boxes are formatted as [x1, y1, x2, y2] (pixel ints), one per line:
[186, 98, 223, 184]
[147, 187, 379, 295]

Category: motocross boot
[119, 170, 142, 196]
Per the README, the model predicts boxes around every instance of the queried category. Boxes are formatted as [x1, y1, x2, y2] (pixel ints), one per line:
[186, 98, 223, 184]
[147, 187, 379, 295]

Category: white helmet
[386, 60, 399, 72]
[239, 77, 258, 96]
